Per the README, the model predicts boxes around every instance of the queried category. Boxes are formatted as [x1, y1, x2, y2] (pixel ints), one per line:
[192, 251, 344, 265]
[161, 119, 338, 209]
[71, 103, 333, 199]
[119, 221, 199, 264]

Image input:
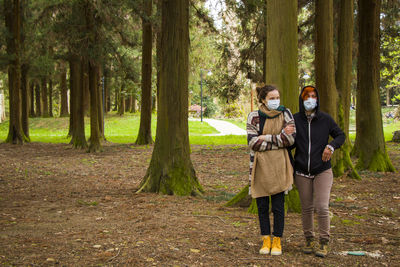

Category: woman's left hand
[322, 147, 333, 162]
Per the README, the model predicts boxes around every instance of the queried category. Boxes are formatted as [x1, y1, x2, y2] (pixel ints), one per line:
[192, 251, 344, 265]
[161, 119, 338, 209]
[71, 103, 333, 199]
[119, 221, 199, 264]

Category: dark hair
[256, 84, 280, 103]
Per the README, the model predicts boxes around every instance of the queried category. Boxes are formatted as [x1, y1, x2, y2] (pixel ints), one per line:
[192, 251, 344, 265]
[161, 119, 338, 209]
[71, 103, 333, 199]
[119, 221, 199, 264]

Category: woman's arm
[263, 109, 296, 148]
[247, 112, 270, 151]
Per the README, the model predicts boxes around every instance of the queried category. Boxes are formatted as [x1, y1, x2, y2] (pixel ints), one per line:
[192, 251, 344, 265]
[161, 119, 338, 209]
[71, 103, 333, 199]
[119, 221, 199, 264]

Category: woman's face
[262, 90, 280, 105]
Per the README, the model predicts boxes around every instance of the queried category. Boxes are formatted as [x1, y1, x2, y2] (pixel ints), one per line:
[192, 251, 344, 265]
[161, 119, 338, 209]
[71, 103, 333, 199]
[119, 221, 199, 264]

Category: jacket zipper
[307, 120, 311, 174]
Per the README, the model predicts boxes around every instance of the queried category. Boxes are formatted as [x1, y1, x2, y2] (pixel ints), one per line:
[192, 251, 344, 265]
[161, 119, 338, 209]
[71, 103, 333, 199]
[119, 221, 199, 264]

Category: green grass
[0, 109, 397, 145]
[0, 112, 238, 145]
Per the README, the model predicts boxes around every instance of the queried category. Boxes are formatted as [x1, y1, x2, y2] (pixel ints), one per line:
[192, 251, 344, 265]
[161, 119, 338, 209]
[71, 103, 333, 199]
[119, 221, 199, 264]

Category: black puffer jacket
[293, 86, 345, 176]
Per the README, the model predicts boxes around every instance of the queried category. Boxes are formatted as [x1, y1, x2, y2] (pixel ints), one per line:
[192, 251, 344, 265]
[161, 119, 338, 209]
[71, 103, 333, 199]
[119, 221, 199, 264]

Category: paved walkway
[202, 118, 247, 136]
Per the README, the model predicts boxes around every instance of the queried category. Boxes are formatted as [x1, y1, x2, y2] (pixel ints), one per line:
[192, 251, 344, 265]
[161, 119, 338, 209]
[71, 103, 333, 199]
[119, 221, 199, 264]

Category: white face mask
[267, 99, 280, 110]
[304, 98, 317, 111]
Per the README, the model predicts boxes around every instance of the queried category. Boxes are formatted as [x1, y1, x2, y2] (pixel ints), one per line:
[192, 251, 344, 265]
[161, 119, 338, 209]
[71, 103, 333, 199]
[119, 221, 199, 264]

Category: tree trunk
[48, 78, 53, 117]
[82, 61, 90, 116]
[125, 96, 131, 112]
[41, 77, 49, 117]
[353, 0, 394, 172]
[137, 0, 203, 196]
[97, 69, 104, 139]
[136, 0, 154, 145]
[60, 63, 69, 117]
[88, 62, 102, 152]
[118, 84, 125, 116]
[315, 0, 338, 119]
[21, 63, 30, 140]
[335, 0, 360, 179]
[69, 56, 87, 148]
[104, 68, 111, 112]
[132, 97, 137, 113]
[227, 0, 300, 213]
[113, 85, 118, 111]
[5, 0, 26, 144]
[35, 82, 41, 117]
[29, 81, 35, 117]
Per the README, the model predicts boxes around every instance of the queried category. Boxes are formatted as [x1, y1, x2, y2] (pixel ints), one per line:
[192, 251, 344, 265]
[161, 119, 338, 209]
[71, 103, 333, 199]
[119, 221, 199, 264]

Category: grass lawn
[0, 109, 397, 145]
[0, 113, 243, 145]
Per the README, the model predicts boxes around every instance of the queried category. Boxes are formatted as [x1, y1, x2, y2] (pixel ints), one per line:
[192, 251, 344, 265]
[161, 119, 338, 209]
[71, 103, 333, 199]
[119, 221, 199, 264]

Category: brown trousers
[294, 168, 333, 242]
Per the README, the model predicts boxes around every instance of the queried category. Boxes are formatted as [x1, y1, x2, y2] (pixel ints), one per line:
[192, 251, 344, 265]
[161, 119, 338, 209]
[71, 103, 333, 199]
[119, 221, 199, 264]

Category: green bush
[221, 103, 244, 118]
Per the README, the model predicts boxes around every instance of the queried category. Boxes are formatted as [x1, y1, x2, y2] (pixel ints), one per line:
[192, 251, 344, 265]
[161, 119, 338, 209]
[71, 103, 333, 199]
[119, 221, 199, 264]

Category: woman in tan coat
[247, 85, 296, 255]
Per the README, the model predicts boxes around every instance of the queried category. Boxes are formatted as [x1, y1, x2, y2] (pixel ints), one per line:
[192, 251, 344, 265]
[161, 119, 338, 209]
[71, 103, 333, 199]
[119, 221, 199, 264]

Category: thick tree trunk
[69, 56, 87, 148]
[35, 82, 41, 117]
[41, 77, 49, 117]
[29, 81, 35, 117]
[315, 0, 338, 119]
[88, 62, 102, 152]
[5, 0, 27, 144]
[335, 0, 360, 179]
[21, 64, 29, 140]
[353, 0, 394, 172]
[60, 63, 69, 117]
[48, 78, 53, 117]
[136, 0, 154, 145]
[227, 0, 300, 213]
[137, 0, 203, 196]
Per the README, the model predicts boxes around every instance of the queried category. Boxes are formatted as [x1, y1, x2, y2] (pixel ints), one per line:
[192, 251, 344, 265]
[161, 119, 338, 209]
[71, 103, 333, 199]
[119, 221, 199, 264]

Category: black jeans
[256, 192, 285, 237]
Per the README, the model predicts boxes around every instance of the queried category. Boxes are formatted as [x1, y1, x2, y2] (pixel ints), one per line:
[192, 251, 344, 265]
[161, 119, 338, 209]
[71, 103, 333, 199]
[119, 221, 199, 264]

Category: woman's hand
[322, 147, 333, 162]
[283, 124, 295, 135]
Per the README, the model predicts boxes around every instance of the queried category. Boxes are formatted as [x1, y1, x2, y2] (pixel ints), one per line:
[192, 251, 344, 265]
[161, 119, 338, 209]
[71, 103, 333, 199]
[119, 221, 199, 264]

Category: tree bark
[335, 0, 360, 179]
[29, 81, 35, 117]
[21, 63, 30, 140]
[82, 61, 90, 116]
[315, 0, 338, 119]
[353, 0, 394, 172]
[118, 84, 125, 116]
[88, 62, 102, 152]
[137, 0, 203, 196]
[5, 0, 27, 144]
[48, 78, 53, 117]
[104, 67, 111, 112]
[136, 0, 154, 145]
[69, 56, 87, 148]
[60, 62, 69, 117]
[97, 68, 104, 139]
[41, 77, 49, 117]
[35, 82, 41, 117]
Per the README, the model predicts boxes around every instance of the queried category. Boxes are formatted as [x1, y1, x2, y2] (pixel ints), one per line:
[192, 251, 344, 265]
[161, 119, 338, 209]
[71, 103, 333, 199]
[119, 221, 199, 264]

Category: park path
[202, 118, 246, 136]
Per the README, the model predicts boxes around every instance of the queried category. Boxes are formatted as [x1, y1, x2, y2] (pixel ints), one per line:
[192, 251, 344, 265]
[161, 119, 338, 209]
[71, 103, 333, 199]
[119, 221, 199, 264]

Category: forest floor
[0, 142, 399, 266]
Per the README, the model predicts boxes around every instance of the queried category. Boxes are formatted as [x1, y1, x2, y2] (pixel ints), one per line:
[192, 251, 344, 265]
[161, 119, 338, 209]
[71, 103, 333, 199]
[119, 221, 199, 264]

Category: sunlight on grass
[0, 110, 397, 145]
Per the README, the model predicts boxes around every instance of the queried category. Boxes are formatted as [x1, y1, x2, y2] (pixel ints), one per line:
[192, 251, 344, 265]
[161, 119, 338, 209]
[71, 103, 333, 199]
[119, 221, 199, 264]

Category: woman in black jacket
[292, 86, 345, 258]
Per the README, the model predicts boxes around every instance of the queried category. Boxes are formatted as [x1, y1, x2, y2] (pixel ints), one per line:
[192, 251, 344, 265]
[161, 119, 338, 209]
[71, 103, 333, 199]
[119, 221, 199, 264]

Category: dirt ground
[0, 142, 399, 266]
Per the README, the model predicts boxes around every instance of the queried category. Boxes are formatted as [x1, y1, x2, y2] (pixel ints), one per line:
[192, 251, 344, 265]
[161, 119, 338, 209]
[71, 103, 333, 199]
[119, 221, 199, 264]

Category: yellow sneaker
[315, 240, 328, 258]
[302, 237, 315, 254]
[271, 237, 282, 256]
[259, 235, 271, 255]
